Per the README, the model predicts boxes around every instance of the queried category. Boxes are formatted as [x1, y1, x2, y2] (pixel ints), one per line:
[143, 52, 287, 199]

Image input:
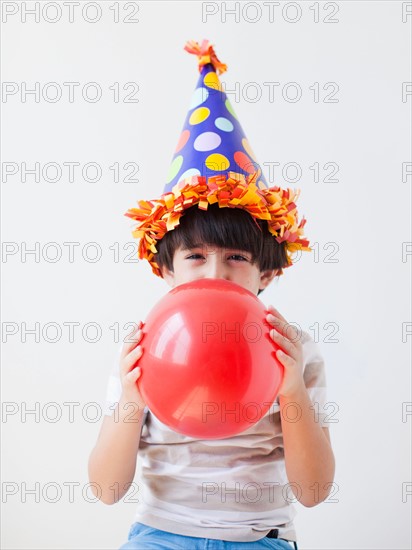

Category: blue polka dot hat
[125, 40, 310, 277]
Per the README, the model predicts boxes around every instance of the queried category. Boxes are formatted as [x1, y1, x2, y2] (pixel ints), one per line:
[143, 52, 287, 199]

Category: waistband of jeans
[266, 529, 298, 549]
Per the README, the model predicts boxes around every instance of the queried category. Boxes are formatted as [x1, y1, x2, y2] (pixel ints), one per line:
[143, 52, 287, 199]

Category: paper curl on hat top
[125, 39, 311, 277]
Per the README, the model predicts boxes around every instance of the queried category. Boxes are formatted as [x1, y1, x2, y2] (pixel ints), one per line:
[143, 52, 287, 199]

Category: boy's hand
[119, 322, 146, 410]
[265, 305, 305, 398]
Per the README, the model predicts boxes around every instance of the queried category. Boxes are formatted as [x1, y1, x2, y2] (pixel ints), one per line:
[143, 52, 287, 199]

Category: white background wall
[1, 1, 411, 549]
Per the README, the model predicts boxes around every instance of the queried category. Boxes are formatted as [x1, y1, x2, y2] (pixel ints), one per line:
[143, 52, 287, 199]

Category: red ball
[138, 278, 283, 439]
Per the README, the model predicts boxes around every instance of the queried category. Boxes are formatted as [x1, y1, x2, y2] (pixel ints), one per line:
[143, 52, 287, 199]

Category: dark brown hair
[154, 204, 289, 295]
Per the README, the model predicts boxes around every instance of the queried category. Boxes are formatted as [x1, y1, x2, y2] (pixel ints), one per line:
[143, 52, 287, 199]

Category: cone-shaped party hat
[164, 40, 268, 192]
[125, 40, 311, 277]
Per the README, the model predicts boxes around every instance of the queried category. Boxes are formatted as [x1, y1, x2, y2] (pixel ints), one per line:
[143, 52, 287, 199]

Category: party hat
[125, 40, 311, 277]
[164, 40, 268, 192]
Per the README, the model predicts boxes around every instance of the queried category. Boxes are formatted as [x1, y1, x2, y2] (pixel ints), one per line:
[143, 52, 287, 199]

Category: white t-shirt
[104, 330, 328, 542]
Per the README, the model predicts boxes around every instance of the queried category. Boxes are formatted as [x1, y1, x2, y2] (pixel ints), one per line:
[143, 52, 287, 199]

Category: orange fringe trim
[125, 172, 311, 278]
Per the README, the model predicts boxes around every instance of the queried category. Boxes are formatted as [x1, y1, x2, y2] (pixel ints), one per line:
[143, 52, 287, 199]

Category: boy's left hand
[265, 305, 305, 398]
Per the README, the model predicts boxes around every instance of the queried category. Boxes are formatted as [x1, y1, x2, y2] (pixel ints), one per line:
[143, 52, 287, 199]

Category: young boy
[88, 40, 335, 549]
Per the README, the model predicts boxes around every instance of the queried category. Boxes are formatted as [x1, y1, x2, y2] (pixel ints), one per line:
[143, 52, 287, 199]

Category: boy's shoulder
[300, 329, 311, 344]
[300, 328, 315, 348]
[300, 329, 325, 365]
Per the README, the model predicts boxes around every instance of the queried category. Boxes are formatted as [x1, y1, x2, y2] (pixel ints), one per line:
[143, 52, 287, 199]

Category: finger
[125, 366, 142, 383]
[266, 313, 291, 338]
[269, 328, 296, 358]
[266, 312, 283, 330]
[266, 312, 300, 342]
[120, 325, 143, 360]
[121, 345, 143, 375]
[266, 305, 288, 323]
[276, 348, 294, 366]
[120, 332, 141, 362]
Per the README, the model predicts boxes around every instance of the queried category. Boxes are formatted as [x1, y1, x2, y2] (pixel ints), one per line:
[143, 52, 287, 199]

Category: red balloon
[138, 279, 283, 439]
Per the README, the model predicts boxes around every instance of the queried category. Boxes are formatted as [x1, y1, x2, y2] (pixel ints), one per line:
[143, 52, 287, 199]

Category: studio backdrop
[2, 1, 411, 549]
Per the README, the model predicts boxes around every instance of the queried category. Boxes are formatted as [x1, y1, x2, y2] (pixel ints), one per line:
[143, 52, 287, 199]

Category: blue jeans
[119, 522, 299, 549]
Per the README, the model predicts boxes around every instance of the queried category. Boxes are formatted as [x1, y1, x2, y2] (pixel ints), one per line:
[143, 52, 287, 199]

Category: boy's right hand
[119, 322, 146, 411]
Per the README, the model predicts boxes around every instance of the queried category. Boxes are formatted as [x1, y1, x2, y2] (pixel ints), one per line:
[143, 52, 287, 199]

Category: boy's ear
[259, 269, 278, 291]
[159, 265, 176, 288]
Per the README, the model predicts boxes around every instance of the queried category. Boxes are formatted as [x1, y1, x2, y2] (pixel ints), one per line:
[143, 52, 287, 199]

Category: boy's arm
[88, 324, 147, 505]
[266, 306, 335, 507]
[279, 385, 335, 507]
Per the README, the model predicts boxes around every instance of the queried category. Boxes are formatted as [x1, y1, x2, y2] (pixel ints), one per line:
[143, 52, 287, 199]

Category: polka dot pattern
[215, 117, 234, 132]
[234, 151, 255, 174]
[189, 107, 210, 125]
[164, 65, 268, 192]
[204, 72, 222, 92]
[179, 168, 201, 181]
[189, 87, 209, 109]
[194, 132, 221, 152]
[225, 99, 238, 120]
[175, 130, 190, 153]
[205, 153, 230, 171]
[241, 138, 257, 161]
[167, 155, 183, 183]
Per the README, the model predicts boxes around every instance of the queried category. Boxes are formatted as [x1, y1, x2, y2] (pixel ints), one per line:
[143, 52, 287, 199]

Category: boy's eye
[228, 254, 248, 261]
[184, 252, 250, 262]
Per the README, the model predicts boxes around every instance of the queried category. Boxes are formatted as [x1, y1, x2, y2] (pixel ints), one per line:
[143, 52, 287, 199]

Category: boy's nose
[203, 254, 230, 281]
